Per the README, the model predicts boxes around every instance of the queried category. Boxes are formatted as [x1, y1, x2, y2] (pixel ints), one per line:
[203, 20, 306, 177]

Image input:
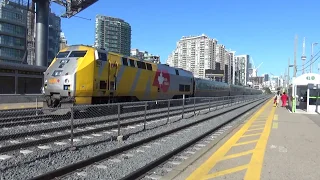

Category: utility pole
[311, 42, 318, 73]
[294, 34, 298, 77]
[287, 58, 290, 88]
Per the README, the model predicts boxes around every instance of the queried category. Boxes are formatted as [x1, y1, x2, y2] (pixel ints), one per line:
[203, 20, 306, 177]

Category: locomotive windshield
[56, 51, 70, 58]
[55, 51, 87, 59]
[69, 51, 87, 57]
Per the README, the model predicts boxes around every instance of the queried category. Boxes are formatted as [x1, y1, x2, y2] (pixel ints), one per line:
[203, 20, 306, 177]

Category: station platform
[0, 102, 43, 110]
[163, 99, 320, 180]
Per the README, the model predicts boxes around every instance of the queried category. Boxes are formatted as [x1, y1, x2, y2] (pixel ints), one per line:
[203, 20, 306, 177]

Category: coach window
[122, 57, 128, 66]
[98, 52, 107, 61]
[185, 85, 190, 91]
[146, 63, 152, 71]
[129, 59, 135, 67]
[179, 84, 184, 92]
[137, 61, 146, 69]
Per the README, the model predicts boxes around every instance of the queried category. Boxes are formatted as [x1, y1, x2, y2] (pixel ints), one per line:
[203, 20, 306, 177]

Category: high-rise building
[131, 49, 160, 64]
[59, 32, 67, 50]
[25, 8, 61, 66]
[131, 49, 144, 60]
[47, 11, 61, 66]
[166, 34, 217, 78]
[94, 15, 131, 56]
[226, 50, 235, 84]
[235, 54, 250, 86]
[264, 74, 269, 82]
[0, 0, 29, 64]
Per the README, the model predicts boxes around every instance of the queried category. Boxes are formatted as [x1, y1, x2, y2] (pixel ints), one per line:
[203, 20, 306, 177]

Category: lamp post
[311, 42, 318, 73]
[287, 58, 294, 90]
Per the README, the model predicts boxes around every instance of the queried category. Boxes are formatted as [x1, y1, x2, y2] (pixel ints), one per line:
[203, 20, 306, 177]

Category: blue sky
[51, 0, 320, 77]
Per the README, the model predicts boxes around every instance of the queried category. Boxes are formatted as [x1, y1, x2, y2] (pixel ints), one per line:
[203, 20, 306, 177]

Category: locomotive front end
[43, 47, 87, 114]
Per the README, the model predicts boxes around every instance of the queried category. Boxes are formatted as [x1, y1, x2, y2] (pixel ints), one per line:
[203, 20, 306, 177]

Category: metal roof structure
[0, 62, 47, 72]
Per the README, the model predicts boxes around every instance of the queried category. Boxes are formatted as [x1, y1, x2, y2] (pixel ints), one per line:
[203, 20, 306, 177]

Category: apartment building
[59, 32, 67, 50]
[0, 0, 29, 64]
[166, 34, 217, 78]
[95, 15, 131, 56]
[131, 49, 160, 64]
[234, 54, 250, 86]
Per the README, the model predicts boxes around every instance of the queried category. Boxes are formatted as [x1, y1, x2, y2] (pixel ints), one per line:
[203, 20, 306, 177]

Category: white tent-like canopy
[292, 73, 320, 86]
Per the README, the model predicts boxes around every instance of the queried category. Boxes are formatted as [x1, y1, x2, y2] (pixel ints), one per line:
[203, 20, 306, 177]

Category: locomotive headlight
[65, 79, 69, 84]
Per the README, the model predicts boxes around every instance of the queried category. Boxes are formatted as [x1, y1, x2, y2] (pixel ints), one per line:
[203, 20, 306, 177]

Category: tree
[263, 87, 272, 94]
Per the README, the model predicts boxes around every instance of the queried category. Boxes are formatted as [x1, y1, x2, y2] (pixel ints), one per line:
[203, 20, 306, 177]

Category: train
[42, 45, 262, 111]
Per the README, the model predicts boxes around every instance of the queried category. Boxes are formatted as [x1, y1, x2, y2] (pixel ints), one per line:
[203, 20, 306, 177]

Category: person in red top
[281, 92, 288, 107]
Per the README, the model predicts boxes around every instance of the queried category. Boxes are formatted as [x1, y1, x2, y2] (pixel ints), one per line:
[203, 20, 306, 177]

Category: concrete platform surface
[164, 99, 320, 180]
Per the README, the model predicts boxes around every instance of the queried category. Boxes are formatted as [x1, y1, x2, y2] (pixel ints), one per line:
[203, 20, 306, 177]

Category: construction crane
[249, 57, 263, 77]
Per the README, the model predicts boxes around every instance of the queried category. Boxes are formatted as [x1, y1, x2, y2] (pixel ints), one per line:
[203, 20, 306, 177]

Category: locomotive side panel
[74, 46, 95, 105]
[156, 65, 194, 100]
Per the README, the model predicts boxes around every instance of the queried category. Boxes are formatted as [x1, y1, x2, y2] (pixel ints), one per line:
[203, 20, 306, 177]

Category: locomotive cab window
[56, 51, 70, 58]
[98, 52, 107, 61]
[129, 59, 135, 67]
[69, 51, 87, 57]
[122, 57, 128, 66]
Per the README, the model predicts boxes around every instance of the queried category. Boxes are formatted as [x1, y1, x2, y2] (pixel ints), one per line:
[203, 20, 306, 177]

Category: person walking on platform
[274, 91, 281, 107]
[281, 92, 288, 107]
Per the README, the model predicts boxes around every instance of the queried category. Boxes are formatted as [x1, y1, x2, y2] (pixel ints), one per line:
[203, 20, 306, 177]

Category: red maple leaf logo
[153, 70, 170, 92]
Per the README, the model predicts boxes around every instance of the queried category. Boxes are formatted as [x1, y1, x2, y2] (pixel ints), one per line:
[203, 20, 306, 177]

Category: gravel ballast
[61, 98, 266, 180]
[0, 97, 264, 180]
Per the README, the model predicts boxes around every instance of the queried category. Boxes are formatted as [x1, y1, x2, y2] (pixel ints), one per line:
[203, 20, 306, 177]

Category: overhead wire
[297, 49, 320, 72]
[296, 48, 320, 72]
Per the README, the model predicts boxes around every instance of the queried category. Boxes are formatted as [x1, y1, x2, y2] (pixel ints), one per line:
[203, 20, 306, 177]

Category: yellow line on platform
[233, 140, 258, 147]
[244, 104, 276, 180]
[247, 127, 264, 132]
[241, 133, 261, 138]
[250, 124, 266, 128]
[204, 164, 249, 179]
[220, 150, 254, 161]
[186, 99, 273, 180]
[272, 122, 278, 129]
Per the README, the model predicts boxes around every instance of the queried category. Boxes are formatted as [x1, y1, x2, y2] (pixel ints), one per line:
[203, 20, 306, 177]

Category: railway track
[17, 95, 267, 180]
[0, 96, 232, 125]
[0, 100, 228, 154]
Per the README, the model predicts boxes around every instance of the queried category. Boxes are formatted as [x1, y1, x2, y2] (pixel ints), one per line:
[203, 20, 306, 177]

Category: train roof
[0, 61, 47, 72]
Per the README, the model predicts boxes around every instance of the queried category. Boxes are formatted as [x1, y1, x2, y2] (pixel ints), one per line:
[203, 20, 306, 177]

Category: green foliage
[263, 87, 272, 94]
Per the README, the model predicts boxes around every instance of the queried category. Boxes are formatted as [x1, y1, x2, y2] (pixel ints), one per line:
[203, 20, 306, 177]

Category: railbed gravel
[0, 100, 214, 136]
[0, 102, 218, 151]
[144, 99, 267, 179]
[61, 98, 265, 180]
[0, 98, 261, 180]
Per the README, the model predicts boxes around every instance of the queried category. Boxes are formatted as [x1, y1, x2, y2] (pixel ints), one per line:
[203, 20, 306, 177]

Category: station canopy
[292, 73, 320, 86]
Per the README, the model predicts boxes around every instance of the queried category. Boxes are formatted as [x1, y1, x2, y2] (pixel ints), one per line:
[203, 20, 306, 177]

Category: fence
[0, 94, 43, 111]
[0, 95, 265, 153]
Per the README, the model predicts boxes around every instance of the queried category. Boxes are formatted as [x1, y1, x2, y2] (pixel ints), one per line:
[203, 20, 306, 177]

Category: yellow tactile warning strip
[0, 102, 43, 110]
[186, 99, 277, 180]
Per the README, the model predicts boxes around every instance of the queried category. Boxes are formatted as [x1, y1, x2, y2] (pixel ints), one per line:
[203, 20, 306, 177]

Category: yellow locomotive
[43, 45, 194, 109]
